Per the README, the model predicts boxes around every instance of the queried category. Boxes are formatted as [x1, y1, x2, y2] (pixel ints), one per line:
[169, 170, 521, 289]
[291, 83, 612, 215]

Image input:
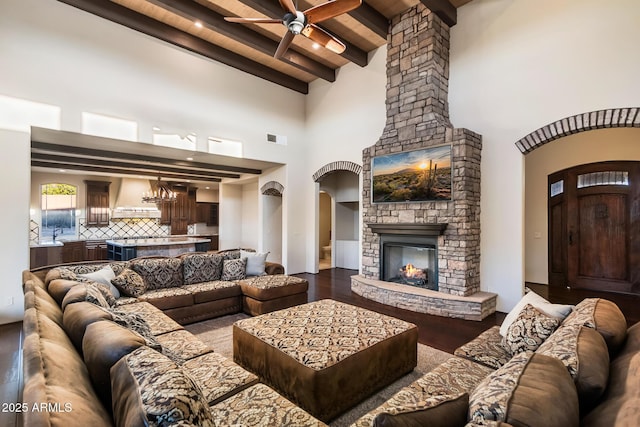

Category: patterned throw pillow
[111, 268, 146, 297]
[182, 253, 224, 284]
[130, 257, 184, 290]
[501, 304, 559, 355]
[111, 346, 215, 427]
[221, 258, 247, 281]
[372, 393, 468, 427]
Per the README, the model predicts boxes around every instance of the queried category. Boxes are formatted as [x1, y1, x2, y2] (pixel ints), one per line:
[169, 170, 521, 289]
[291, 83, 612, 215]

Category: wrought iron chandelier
[142, 177, 177, 204]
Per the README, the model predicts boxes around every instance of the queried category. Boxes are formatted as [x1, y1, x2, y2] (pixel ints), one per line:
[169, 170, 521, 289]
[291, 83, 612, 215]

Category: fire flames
[403, 263, 421, 278]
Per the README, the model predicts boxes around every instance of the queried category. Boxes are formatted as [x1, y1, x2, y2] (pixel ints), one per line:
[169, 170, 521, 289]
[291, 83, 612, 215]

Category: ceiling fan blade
[301, 24, 346, 54]
[279, 0, 297, 15]
[224, 17, 283, 24]
[304, 0, 362, 24]
[275, 31, 296, 59]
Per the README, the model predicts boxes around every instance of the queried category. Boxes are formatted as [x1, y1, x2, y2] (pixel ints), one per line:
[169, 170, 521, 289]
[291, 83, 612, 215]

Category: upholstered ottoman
[238, 274, 308, 316]
[233, 299, 418, 422]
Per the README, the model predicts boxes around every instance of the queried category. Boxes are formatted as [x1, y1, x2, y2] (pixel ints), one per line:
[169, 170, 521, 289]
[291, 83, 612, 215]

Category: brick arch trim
[515, 107, 640, 154]
[312, 161, 362, 182]
[260, 181, 284, 197]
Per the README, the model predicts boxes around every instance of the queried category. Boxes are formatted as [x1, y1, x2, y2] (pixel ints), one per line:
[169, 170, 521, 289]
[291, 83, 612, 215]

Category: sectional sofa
[21, 251, 319, 427]
[351, 295, 640, 427]
[21, 252, 639, 426]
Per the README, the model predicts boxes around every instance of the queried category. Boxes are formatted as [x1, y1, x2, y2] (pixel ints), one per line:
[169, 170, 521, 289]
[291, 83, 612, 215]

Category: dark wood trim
[347, 2, 389, 39]
[31, 153, 241, 179]
[236, 0, 369, 67]
[56, 0, 309, 93]
[146, 0, 336, 82]
[367, 223, 448, 236]
[31, 160, 223, 183]
[31, 141, 262, 175]
[420, 0, 457, 27]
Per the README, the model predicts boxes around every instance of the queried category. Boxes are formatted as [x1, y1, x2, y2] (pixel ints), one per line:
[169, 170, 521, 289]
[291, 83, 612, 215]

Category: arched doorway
[260, 181, 283, 264]
[313, 161, 362, 272]
[521, 108, 640, 295]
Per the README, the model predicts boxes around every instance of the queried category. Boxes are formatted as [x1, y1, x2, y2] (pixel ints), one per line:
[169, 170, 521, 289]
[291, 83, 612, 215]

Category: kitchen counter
[106, 236, 211, 260]
[106, 237, 211, 247]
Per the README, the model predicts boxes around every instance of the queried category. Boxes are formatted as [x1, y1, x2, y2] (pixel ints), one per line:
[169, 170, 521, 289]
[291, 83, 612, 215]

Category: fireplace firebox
[381, 235, 438, 291]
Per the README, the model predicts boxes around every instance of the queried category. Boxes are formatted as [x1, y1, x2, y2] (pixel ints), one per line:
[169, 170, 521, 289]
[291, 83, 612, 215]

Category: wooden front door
[548, 162, 640, 294]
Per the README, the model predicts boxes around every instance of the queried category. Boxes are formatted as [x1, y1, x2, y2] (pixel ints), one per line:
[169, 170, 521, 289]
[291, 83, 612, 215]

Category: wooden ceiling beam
[31, 153, 242, 179]
[146, 0, 336, 82]
[236, 0, 369, 67]
[31, 141, 263, 175]
[56, 0, 309, 93]
[31, 160, 223, 183]
[347, 1, 389, 39]
[420, 0, 457, 27]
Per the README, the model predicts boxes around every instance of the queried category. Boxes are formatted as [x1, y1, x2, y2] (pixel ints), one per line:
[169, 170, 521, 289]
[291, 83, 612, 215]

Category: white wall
[449, 0, 640, 311]
[0, 130, 30, 324]
[218, 184, 242, 250]
[525, 128, 640, 284]
[240, 183, 259, 249]
[305, 47, 388, 272]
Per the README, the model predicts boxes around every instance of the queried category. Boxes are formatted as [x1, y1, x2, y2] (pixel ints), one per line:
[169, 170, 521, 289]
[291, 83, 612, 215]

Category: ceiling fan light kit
[225, 0, 362, 59]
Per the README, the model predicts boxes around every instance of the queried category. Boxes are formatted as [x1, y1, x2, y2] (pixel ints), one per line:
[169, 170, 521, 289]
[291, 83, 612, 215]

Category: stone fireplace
[351, 4, 497, 320]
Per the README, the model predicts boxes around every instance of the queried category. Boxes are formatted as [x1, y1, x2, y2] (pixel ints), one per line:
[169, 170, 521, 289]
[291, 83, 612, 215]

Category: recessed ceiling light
[205, 187, 210, 190]
[186, 180, 191, 183]
[152, 126, 161, 131]
[312, 43, 320, 50]
[186, 157, 194, 161]
[59, 169, 66, 173]
[194, 21, 203, 28]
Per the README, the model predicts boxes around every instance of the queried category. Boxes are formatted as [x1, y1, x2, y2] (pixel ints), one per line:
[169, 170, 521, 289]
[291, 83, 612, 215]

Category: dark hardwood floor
[0, 322, 22, 427]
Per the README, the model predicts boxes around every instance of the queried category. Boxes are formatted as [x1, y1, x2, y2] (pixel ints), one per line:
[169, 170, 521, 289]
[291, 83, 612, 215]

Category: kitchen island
[106, 236, 211, 261]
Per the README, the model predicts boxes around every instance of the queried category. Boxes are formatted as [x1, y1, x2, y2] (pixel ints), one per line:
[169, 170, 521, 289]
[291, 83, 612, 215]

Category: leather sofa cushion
[61, 283, 114, 310]
[24, 286, 64, 327]
[111, 346, 215, 427]
[536, 324, 609, 410]
[63, 301, 113, 352]
[130, 257, 184, 290]
[22, 307, 112, 427]
[181, 252, 223, 284]
[469, 352, 579, 427]
[47, 279, 81, 306]
[83, 320, 145, 409]
[562, 298, 627, 355]
[582, 322, 640, 426]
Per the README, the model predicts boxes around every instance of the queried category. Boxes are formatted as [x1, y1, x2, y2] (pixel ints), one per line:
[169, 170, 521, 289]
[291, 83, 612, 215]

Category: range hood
[111, 178, 161, 219]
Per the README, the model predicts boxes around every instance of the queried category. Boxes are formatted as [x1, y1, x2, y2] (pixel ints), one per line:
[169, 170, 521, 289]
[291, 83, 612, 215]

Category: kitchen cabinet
[195, 202, 219, 226]
[171, 190, 190, 235]
[85, 181, 111, 227]
[62, 241, 85, 263]
[30, 245, 63, 269]
[85, 240, 108, 261]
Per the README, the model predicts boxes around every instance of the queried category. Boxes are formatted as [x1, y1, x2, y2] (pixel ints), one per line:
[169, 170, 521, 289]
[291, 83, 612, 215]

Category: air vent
[267, 133, 287, 145]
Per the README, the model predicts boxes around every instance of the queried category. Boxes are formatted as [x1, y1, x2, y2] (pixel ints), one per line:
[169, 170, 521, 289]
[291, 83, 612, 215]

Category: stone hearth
[352, 4, 497, 320]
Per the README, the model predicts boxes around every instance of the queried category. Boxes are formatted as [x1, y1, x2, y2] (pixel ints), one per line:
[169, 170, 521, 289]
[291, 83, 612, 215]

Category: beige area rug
[185, 314, 453, 426]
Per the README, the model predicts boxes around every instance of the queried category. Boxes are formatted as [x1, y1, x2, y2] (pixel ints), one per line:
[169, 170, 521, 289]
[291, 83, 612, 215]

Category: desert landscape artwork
[372, 145, 452, 203]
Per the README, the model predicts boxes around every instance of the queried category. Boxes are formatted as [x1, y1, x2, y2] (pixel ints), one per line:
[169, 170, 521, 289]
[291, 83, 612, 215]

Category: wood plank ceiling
[57, 0, 474, 94]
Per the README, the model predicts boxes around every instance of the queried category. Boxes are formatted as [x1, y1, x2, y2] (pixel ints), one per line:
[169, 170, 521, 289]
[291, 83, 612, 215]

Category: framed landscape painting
[372, 145, 452, 203]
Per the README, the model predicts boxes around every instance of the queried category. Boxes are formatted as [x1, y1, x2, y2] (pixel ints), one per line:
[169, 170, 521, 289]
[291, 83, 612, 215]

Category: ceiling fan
[224, 0, 362, 59]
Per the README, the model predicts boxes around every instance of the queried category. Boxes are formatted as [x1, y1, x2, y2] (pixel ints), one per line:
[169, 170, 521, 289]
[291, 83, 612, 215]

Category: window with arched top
[41, 183, 77, 241]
